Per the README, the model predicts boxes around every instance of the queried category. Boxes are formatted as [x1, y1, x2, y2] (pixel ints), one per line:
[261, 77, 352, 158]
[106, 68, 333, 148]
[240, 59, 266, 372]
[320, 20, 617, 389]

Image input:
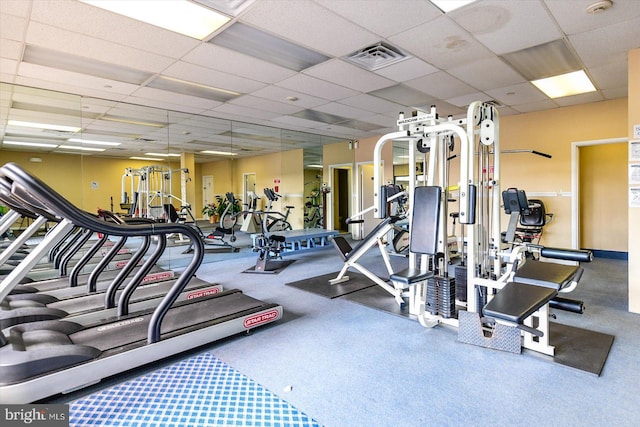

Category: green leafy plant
[201, 202, 218, 218]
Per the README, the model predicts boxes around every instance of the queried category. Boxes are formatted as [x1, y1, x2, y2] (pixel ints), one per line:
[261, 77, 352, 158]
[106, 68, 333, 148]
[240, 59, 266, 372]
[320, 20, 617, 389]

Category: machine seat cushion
[483, 282, 557, 324]
[514, 260, 580, 291]
[390, 268, 434, 285]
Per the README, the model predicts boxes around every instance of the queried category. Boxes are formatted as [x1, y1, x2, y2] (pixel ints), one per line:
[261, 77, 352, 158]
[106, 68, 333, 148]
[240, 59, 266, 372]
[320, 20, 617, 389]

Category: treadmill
[0, 163, 283, 404]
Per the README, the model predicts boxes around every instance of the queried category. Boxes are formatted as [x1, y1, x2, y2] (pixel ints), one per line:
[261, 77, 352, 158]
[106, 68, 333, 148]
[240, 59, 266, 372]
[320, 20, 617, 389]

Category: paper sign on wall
[634, 124, 640, 139]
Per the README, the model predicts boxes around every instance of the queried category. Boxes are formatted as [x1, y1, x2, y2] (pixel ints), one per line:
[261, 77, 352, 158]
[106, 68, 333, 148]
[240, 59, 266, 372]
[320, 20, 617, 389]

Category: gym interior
[1, 1, 639, 426]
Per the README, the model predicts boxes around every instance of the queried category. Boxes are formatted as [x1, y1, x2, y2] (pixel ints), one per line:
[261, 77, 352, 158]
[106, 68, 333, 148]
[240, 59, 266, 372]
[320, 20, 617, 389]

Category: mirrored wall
[0, 83, 352, 265]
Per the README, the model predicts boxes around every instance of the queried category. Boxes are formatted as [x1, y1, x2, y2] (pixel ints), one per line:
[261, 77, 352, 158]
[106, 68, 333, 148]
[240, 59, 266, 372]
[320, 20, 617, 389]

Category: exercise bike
[245, 209, 294, 274]
[263, 188, 293, 232]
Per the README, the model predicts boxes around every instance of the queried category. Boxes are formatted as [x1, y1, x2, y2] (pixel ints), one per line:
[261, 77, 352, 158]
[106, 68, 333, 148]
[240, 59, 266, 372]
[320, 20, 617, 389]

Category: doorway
[571, 137, 628, 256]
[328, 164, 352, 233]
[202, 175, 214, 219]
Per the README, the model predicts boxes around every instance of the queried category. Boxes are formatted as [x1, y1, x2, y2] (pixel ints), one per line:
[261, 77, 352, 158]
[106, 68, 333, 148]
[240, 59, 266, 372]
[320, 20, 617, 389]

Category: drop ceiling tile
[13, 75, 130, 105]
[545, 0, 640, 35]
[250, 85, 328, 109]
[161, 61, 267, 94]
[272, 114, 331, 130]
[304, 59, 395, 93]
[26, 22, 175, 73]
[212, 102, 282, 121]
[128, 87, 223, 112]
[337, 94, 404, 115]
[389, 16, 494, 70]
[18, 62, 141, 96]
[374, 57, 439, 83]
[452, 0, 561, 55]
[0, 58, 18, 76]
[448, 57, 526, 91]
[0, 12, 27, 42]
[588, 59, 628, 91]
[368, 84, 437, 108]
[512, 99, 559, 114]
[446, 92, 495, 108]
[554, 91, 604, 107]
[358, 113, 397, 129]
[0, 39, 23, 61]
[313, 102, 374, 120]
[228, 95, 304, 115]
[275, 74, 359, 101]
[485, 82, 548, 106]
[0, 0, 31, 17]
[30, 0, 198, 58]
[602, 86, 628, 100]
[404, 71, 477, 100]
[181, 44, 297, 84]
[570, 16, 640, 67]
[240, 0, 379, 57]
[315, 0, 440, 38]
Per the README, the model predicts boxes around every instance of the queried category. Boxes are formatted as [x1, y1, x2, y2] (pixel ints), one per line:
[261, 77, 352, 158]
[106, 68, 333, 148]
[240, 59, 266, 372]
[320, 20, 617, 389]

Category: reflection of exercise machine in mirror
[304, 179, 330, 230]
[262, 188, 293, 232]
[240, 191, 261, 233]
[122, 166, 237, 252]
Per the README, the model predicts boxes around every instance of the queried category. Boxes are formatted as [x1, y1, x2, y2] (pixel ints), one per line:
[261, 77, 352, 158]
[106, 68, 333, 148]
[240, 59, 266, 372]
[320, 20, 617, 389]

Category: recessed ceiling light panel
[210, 22, 330, 71]
[79, 0, 230, 40]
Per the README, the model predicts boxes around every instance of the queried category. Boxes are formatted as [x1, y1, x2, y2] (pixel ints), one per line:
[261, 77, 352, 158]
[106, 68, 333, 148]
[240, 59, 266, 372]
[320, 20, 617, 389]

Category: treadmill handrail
[1, 163, 205, 344]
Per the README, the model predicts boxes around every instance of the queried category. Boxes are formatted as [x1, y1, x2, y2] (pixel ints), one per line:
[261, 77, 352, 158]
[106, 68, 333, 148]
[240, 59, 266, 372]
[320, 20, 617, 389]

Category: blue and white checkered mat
[69, 353, 321, 427]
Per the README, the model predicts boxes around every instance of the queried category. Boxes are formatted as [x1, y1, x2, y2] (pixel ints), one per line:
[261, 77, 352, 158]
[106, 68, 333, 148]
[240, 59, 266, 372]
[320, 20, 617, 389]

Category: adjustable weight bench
[329, 216, 406, 305]
[482, 248, 592, 355]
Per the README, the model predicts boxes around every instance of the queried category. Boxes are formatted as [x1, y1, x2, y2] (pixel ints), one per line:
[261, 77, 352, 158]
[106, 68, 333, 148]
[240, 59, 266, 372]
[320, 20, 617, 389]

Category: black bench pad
[513, 260, 580, 290]
[390, 268, 434, 285]
[483, 282, 557, 324]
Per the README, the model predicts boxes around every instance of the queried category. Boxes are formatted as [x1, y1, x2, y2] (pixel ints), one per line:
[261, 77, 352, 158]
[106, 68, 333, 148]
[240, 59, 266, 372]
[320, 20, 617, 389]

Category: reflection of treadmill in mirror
[0, 163, 283, 404]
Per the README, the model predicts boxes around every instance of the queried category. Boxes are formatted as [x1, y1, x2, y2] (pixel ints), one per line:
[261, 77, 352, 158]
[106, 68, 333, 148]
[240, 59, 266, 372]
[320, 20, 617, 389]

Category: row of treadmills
[0, 162, 283, 404]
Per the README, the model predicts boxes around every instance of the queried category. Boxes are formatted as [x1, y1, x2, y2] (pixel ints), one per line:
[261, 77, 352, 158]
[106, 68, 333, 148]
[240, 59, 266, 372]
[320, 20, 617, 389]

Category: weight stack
[438, 276, 456, 318]
[426, 277, 439, 315]
[454, 265, 467, 302]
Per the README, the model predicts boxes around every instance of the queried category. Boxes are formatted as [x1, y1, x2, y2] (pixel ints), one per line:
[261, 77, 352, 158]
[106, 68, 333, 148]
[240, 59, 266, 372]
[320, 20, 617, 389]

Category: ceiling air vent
[346, 42, 410, 71]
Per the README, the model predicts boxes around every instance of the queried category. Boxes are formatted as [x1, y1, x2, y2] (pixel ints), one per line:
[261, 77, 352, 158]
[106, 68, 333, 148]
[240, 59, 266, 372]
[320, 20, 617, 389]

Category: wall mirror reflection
[1, 83, 351, 267]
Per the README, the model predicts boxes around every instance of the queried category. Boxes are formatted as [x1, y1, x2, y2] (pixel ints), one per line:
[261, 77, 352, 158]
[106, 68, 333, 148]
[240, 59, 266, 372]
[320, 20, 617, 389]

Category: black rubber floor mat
[285, 271, 375, 299]
[243, 259, 295, 274]
[550, 322, 614, 376]
[341, 285, 411, 318]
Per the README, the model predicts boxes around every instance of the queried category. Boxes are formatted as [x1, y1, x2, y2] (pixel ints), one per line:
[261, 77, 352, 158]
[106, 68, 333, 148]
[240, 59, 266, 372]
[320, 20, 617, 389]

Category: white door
[203, 175, 214, 218]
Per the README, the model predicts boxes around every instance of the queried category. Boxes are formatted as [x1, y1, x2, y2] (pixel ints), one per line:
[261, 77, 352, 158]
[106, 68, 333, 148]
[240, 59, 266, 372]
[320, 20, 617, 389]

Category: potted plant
[202, 202, 218, 223]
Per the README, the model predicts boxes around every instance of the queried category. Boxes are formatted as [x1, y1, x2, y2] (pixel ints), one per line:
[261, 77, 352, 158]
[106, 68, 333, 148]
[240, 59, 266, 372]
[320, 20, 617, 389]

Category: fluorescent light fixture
[130, 156, 163, 161]
[501, 39, 582, 81]
[147, 76, 240, 102]
[100, 116, 165, 128]
[531, 70, 596, 98]
[8, 120, 81, 133]
[430, 0, 477, 13]
[145, 152, 181, 157]
[3, 140, 58, 148]
[58, 145, 106, 152]
[80, 0, 230, 40]
[23, 45, 153, 85]
[210, 22, 330, 71]
[201, 150, 237, 156]
[67, 138, 121, 146]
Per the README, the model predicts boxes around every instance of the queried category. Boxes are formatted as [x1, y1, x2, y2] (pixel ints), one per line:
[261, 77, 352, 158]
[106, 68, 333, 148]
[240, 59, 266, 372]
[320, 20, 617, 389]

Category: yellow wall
[196, 158, 234, 218]
[628, 48, 640, 313]
[0, 151, 181, 215]
[579, 142, 628, 251]
[500, 98, 628, 248]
